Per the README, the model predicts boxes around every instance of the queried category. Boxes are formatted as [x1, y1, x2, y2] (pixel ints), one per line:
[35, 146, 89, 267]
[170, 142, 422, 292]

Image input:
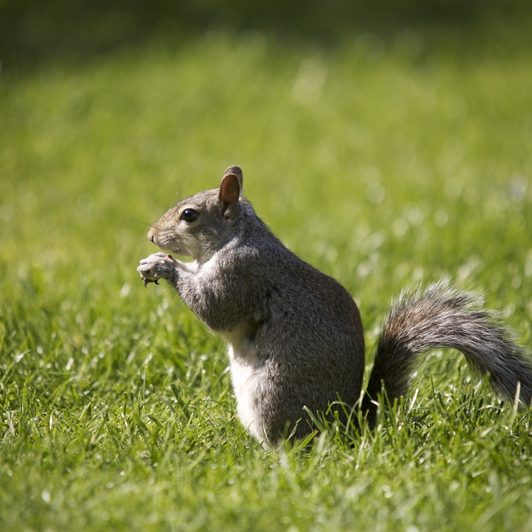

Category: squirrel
[137, 165, 532, 447]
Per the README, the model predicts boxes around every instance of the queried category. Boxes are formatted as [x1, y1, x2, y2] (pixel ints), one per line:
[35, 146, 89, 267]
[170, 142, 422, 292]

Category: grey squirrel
[137, 165, 532, 447]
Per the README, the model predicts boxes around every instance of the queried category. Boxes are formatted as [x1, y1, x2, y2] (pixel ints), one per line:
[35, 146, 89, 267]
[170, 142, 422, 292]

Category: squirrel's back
[221, 209, 366, 440]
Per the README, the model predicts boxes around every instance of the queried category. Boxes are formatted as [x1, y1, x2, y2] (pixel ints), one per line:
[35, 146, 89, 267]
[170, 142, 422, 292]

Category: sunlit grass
[1, 20, 531, 531]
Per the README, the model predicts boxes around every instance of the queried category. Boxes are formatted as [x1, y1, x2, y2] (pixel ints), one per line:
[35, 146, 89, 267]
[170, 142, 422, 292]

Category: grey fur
[138, 166, 532, 446]
[363, 282, 532, 422]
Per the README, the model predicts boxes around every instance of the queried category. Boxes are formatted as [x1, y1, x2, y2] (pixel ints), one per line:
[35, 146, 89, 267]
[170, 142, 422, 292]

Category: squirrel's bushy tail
[363, 282, 532, 420]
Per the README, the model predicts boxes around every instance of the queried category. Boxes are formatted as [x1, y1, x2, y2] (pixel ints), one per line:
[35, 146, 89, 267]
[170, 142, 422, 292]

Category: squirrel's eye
[180, 208, 199, 223]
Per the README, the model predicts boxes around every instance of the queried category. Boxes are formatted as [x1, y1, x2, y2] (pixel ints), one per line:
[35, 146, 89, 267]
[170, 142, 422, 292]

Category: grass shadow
[2, 0, 532, 71]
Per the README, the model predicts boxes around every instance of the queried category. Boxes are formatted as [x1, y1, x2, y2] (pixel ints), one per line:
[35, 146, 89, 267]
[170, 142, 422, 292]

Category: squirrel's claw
[138, 252, 177, 288]
[142, 278, 159, 288]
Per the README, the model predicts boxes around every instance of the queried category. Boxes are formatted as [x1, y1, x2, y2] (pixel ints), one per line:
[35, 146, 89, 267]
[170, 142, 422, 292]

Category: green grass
[1, 10, 532, 531]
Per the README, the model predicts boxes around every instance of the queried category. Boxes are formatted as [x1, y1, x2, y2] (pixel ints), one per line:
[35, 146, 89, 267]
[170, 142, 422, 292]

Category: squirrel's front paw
[137, 252, 177, 287]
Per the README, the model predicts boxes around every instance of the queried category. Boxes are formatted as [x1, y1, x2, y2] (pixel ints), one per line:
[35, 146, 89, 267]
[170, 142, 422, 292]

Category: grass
[1, 8, 532, 531]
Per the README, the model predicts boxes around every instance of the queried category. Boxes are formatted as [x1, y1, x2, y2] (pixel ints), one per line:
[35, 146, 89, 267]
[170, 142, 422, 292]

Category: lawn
[1, 3, 531, 531]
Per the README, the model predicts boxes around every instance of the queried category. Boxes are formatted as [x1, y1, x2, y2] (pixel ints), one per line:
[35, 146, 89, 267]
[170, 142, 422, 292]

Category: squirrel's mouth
[153, 237, 192, 258]
[147, 230, 174, 252]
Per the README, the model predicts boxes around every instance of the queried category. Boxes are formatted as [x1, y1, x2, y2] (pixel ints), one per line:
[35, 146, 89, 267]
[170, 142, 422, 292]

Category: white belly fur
[222, 328, 266, 443]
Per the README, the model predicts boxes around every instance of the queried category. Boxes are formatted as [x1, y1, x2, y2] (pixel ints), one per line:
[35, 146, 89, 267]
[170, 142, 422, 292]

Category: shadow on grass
[2, 0, 532, 71]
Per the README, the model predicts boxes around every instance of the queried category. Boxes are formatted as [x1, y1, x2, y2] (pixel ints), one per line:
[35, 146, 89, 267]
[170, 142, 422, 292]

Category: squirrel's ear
[219, 166, 243, 207]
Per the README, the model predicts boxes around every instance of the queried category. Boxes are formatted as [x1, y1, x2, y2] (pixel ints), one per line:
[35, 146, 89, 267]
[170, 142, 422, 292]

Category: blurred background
[1, 0, 531, 313]
[3, 0, 532, 63]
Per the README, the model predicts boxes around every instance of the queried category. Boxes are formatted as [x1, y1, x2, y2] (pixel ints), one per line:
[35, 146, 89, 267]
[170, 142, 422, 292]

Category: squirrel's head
[147, 165, 245, 262]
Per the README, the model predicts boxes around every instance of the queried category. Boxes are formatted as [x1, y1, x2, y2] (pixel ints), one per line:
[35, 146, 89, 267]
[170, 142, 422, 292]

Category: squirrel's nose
[147, 227, 156, 244]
